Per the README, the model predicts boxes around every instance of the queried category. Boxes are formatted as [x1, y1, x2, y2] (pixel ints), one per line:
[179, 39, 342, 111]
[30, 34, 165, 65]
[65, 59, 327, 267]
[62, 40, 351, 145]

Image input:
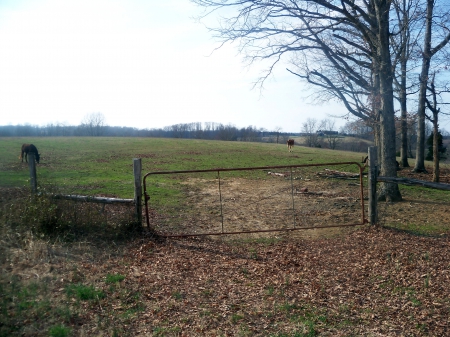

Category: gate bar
[290, 166, 296, 228]
[217, 170, 224, 233]
[158, 222, 365, 238]
[143, 161, 368, 233]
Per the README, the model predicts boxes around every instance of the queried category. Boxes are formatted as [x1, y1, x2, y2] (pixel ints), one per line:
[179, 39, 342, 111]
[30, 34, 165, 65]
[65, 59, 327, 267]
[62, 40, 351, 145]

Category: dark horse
[20, 144, 40, 163]
[287, 139, 294, 152]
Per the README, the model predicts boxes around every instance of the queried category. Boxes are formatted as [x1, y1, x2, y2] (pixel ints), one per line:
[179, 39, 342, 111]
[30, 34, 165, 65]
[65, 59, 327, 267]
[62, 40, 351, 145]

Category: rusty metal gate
[144, 162, 367, 237]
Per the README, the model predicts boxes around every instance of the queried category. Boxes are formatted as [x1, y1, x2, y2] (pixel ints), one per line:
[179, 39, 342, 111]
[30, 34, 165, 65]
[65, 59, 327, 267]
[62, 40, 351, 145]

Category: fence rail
[367, 146, 450, 225]
[377, 176, 450, 191]
[51, 194, 134, 204]
[26, 153, 142, 223]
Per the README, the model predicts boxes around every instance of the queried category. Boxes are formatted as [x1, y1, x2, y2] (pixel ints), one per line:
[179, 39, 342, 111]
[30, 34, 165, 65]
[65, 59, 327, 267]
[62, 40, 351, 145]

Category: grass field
[1, 137, 450, 336]
[1, 137, 368, 197]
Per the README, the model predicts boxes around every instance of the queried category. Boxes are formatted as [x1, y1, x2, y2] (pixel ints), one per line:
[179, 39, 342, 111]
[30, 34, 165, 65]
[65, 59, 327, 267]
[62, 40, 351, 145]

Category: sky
[0, 0, 350, 133]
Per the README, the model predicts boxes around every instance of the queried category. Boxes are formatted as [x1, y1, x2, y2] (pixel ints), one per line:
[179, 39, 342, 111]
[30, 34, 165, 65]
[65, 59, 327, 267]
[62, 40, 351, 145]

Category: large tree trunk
[395, 0, 410, 168]
[399, 52, 409, 167]
[376, 0, 402, 202]
[400, 107, 409, 167]
[429, 74, 441, 183]
[432, 122, 439, 182]
[414, 0, 433, 173]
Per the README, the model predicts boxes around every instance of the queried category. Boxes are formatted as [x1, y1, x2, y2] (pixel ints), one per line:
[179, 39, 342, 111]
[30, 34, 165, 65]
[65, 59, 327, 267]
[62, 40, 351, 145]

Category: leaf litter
[76, 226, 450, 336]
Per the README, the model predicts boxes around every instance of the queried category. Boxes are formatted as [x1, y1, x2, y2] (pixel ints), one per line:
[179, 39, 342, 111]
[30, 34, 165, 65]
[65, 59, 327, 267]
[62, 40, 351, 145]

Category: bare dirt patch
[149, 166, 450, 239]
[150, 172, 364, 239]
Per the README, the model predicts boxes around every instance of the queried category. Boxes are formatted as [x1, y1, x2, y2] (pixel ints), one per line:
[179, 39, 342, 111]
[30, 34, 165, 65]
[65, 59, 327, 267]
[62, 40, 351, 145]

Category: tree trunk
[414, 0, 433, 173]
[376, 0, 402, 202]
[433, 122, 439, 182]
[399, 53, 409, 167]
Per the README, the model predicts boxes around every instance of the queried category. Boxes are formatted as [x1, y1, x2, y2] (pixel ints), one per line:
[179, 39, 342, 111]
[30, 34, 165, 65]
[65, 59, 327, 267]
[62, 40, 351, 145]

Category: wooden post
[368, 146, 378, 225]
[133, 158, 142, 225]
[28, 153, 37, 194]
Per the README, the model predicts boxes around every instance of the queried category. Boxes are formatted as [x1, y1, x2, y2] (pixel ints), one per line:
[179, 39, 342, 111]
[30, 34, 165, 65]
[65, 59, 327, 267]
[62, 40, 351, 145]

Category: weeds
[231, 313, 244, 324]
[65, 283, 105, 301]
[265, 285, 275, 296]
[3, 187, 141, 243]
[106, 273, 126, 284]
[0, 276, 75, 337]
[172, 291, 183, 300]
[48, 324, 71, 337]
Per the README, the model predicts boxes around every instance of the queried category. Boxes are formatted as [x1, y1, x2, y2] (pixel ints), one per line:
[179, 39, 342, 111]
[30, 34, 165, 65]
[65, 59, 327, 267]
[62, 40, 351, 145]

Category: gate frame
[144, 162, 368, 237]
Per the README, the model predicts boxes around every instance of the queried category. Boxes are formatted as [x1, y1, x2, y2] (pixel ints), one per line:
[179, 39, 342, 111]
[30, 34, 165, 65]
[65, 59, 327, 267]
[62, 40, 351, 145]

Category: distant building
[316, 130, 339, 136]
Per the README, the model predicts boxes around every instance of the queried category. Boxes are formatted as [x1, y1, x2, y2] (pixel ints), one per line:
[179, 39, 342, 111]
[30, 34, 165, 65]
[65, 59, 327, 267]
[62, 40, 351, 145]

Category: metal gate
[143, 162, 367, 237]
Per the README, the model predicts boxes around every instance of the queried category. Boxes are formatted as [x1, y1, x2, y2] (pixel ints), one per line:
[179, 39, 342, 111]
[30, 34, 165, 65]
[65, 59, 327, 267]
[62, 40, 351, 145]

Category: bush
[426, 132, 447, 161]
[4, 189, 142, 242]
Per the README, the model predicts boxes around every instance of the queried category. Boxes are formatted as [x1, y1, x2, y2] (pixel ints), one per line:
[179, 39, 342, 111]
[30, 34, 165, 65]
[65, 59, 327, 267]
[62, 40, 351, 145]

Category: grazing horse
[287, 139, 294, 152]
[20, 144, 40, 163]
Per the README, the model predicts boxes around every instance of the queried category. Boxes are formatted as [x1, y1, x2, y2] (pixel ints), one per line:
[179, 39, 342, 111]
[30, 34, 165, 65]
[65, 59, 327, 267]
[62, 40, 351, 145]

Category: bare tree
[395, 112, 417, 158]
[391, 0, 423, 168]
[273, 126, 283, 144]
[320, 119, 340, 150]
[413, 0, 450, 173]
[81, 112, 106, 136]
[425, 73, 450, 182]
[192, 0, 402, 201]
[302, 118, 319, 148]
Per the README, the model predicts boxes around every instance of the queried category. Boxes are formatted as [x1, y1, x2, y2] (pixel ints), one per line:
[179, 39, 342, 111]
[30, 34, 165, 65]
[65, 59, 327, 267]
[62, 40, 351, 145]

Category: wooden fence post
[133, 158, 142, 225]
[368, 146, 378, 225]
[28, 153, 37, 195]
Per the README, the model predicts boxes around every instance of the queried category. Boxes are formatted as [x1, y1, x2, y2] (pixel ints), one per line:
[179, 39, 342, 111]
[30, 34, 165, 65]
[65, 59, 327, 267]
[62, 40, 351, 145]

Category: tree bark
[376, 0, 402, 202]
[399, 50, 409, 167]
[433, 122, 439, 182]
[414, 0, 433, 173]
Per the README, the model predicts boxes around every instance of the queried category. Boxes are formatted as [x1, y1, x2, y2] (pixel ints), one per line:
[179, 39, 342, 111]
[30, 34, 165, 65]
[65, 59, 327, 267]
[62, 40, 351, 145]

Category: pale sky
[0, 0, 350, 133]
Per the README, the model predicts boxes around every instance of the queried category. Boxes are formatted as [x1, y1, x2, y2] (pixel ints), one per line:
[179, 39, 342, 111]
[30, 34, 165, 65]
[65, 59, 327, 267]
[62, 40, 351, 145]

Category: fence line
[367, 146, 450, 225]
[27, 154, 142, 223]
[377, 176, 450, 191]
[50, 194, 134, 204]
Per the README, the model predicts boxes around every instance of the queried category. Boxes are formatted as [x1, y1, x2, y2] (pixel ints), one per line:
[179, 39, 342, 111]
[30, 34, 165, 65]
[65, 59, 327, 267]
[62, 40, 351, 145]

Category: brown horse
[287, 139, 294, 152]
[20, 144, 40, 163]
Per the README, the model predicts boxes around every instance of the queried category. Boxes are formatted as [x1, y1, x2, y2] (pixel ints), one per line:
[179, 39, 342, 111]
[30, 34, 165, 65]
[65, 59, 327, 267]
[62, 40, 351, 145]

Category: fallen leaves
[75, 227, 450, 336]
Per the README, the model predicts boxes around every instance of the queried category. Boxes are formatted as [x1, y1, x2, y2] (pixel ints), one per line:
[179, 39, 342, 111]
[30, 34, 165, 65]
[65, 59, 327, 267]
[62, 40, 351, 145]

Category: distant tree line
[0, 121, 296, 143]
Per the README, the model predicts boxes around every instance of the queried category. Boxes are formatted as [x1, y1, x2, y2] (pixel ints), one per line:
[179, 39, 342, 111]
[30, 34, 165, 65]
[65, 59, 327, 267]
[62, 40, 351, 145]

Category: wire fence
[144, 162, 366, 237]
[376, 184, 450, 232]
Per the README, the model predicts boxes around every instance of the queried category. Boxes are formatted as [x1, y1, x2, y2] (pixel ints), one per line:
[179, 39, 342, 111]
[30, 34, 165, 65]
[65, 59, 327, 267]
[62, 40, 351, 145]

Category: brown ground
[149, 166, 450, 238]
[399, 166, 450, 184]
[3, 227, 450, 336]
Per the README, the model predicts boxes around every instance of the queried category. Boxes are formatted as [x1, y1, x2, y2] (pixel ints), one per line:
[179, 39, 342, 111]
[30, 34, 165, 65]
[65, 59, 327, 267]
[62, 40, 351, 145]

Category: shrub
[426, 131, 447, 161]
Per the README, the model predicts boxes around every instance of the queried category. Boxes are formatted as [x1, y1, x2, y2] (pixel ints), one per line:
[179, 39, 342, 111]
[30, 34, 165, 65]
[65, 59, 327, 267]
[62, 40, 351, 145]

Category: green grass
[48, 324, 71, 337]
[399, 184, 450, 203]
[65, 283, 105, 301]
[0, 277, 76, 337]
[0, 137, 367, 198]
[2, 137, 449, 238]
[106, 273, 126, 284]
